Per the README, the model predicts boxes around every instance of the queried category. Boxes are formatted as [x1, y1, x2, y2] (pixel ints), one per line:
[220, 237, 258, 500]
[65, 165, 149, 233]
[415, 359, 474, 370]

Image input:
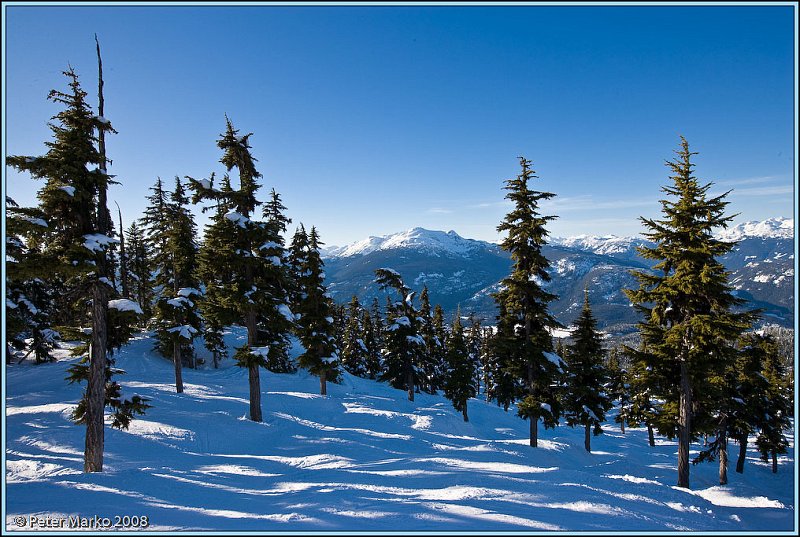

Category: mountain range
[321, 218, 794, 336]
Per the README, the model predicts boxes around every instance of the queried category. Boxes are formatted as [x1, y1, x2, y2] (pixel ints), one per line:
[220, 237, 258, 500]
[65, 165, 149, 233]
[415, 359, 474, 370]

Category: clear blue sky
[4, 3, 796, 247]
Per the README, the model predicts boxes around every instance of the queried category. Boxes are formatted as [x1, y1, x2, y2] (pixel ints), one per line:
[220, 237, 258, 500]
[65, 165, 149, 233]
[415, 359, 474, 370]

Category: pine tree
[151, 177, 201, 392]
[188, 117, 293, 421]
[124, 220, 153, 323]
[341, 296, 370, 377]
[606, 347, 629, 434]
[623, 342, 660, 447]
[362, 298, 384, 379]
[444, 308, 479, 421]
[418, 288, 446, 394]
[375, 268, 425, 401]
[754, 334, 791, 473]
[494, 157, 562, 447]
[624, 137, 755, 488]
[562, 291, 613, 452]
[8, 57, 145, 472]
[295, 227, 340, 394]
[465, 313, 484, 398]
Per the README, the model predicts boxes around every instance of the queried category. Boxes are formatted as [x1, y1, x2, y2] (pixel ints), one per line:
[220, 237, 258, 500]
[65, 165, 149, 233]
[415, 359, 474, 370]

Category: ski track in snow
[4, 327, 795, 532]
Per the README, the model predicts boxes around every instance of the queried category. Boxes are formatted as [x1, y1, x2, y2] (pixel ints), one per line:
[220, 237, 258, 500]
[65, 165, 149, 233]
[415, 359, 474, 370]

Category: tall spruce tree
[562, 291, 613, 452]
[341, 296, 370, 377]
[189, 117, 293, 421]
[754, 333, 791, 473]
[494, 157, 562, 447]
[606, 347, 630, 434]
[375, 268, 425, 401]
[444, 308, 479, 421]
[295, 226, 340, 394]
[8, 60, 146, 472]
[624, 137, 754, 488]
[125, 220, 153, 324]
[363, 298, 385, 379]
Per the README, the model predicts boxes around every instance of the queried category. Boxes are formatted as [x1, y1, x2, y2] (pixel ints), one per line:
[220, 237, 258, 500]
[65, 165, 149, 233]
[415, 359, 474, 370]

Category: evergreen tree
[444, 308, 479, 421]
[375, 268, 425, 401]
[341, 296, 370, 377]
[295, 226, 341, 394]
[188, 117, 293, 421]
[8, 60, 144, 472]
[362, 298, 384, 379]
[562, 291, 613, 452]
[624, 342, 660, 447]
[418, 288, 446, 394]
[124, 220, 154, 323]
[150, 177, 201, 392]
[624, 137, 755, 488]
[606, 347, 630, 434]
[141, 177, 173, 294]
[6, 198, 59, 363]
[753, 334, 791, 473]
[465, 313, 484, 398]
[494, 157, 562, 447]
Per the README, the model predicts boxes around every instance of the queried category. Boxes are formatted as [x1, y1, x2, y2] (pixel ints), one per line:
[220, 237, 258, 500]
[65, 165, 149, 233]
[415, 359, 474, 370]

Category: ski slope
[5, 328, 796, 532]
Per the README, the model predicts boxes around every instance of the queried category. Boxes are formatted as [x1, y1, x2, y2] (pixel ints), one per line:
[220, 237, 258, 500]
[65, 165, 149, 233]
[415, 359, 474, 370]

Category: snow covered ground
[5, 328, 796, 532]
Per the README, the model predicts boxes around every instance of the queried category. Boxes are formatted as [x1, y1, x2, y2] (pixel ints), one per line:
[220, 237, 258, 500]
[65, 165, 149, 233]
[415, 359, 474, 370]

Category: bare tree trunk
[462, 404, 469, 422]
[647, 423, 655, 447]
[772, 452, 778, 473]
[530, 417, 538, 448]
[320, 374, 327, 396]
[248, 363, 262, 422]
[406, 358, 414, 402]
[620, 419, 625, 435]
[85, 284, 107, 473]
[173, 339, 183, 393]
[735, 433, 747, 473]
[585, 423, 592, 452]
[677, 360, 692, 488]
[115, 202, 129, 298]
[719, 430, 728, 485]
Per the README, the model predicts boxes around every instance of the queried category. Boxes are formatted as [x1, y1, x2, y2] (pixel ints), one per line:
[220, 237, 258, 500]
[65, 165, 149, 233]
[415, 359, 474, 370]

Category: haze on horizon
[4, 3, 795, 246]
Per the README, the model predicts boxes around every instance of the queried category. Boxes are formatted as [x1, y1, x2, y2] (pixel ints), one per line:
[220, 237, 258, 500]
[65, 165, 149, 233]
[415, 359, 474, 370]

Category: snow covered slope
[5, 329, 795, 532]
[328, 228, 490, 259]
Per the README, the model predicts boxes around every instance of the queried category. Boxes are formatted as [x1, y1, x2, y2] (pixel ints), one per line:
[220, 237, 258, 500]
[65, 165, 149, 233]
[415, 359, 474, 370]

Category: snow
[177, 287, 201, 298]
[58, 186, 75, 197]
[4, 328, 794, 532]
[333, 228, 484, 258]
[198, 179, 213, 190]
[20, 215, 48, 228]
[167, 325, 198, 339]
[224, 212, 250, 228]
[277, 304, 295, 323]
[716, 217, 794, 241]
[107, 299, 144, 315]
[543, 351, 565, 372]
[83, 233, 119, 252]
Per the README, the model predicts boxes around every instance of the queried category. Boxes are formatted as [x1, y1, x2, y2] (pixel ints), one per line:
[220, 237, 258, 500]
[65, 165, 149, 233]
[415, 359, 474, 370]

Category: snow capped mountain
[716, 217, 794, 241]
[325, 228, 490, 259]
[550, 234, 648, 257]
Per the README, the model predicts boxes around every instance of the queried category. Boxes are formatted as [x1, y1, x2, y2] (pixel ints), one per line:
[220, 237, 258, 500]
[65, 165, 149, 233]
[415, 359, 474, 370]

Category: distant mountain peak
[325, 227, 488, 259]
[716, 217, 794, 241]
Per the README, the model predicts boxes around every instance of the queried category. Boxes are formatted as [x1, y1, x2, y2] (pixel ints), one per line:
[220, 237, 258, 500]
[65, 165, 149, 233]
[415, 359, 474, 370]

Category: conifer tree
[444, 308, 479, 421]
[295, 226, 340, 394]
[606, 347, 629, 434]
[189, 117, 293, 421]
[8, 58, 145, 472]
[625, 137, 754, 488]
[494, 157, 562, 447]
[562, 291, 613, 452]
[151, 177, 201, 392]
[375, 268, 425, 401]
[465, 313, 484, 397]
[125, 220, 153, 323]
[418, 288, 446, 394]
[362, 298, 384, 379]
[341, 296, 370, 377]
[753, 334, 791, 473]
[624, 342, 660, 447]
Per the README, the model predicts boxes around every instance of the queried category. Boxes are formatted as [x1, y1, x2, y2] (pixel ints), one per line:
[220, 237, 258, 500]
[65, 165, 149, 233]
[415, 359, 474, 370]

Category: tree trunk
[719, 430, 728, 485]
[677, 360, 691, 488]
[620, 419, 625, 435]
[173, 339, 183, 394]
[735, 433, 747, 473]
[462, 404, 469, 423]
[529, 417, 538, 448]
[320, 374, 327, 396]
[406, 359, 414, 402]
[772, 452, 778, 473]
[116, 202, 129, 298]
[248, 362, 262, 422]
[85, 283, 107, 473]
[585, 423, 592, 452]
[647, 423, 655, 447]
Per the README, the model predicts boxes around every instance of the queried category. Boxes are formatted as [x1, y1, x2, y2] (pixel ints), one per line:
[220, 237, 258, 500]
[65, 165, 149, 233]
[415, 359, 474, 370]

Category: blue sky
[3, 3, 796, 246]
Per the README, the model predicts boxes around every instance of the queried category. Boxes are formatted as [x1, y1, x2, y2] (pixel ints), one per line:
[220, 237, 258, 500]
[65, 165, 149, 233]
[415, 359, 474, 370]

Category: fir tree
[494, 156, 562, 447]
[362, 298, 385, 379]
[624, 137, 755, 488]
[375, 268, 425, 401]
[753, 333, 791, 473]
[8, 58, 144, 472]
[418, 288, 446, 394]
[341, 296, 370, 377]
[124, 220, 153, 323]
[606, 347, 629, 434]
[623, 342, 660, 447]
[444, 308, 479, 421]
[295, 226, 340, 394]
[562, 291, 613, 452]
[188, 117, 293, 421]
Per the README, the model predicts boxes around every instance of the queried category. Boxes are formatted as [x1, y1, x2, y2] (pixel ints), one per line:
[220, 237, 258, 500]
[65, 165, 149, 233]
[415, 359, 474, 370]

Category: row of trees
[6, 49, 792, 487]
